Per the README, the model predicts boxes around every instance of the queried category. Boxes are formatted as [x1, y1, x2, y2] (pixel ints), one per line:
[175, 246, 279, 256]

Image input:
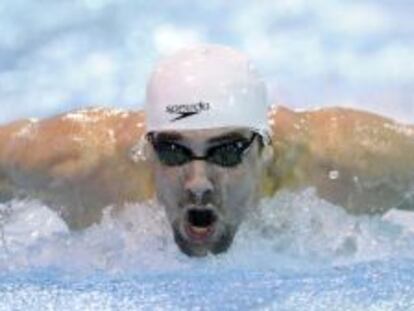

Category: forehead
[152, 127, 252, 144]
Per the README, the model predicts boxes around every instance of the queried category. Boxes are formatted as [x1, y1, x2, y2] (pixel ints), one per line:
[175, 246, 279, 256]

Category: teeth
[191, 226, 209, 234]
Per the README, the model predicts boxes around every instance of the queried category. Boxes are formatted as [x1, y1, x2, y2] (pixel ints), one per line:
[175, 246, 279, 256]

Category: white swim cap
[145, 44, 269, 139]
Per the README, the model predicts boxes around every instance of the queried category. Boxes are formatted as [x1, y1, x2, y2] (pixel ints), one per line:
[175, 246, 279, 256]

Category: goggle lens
[155, 142, 192, 166]
[148, 133, 256, 167]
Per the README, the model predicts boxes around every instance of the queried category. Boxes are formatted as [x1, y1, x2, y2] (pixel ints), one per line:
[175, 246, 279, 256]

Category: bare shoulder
[0, 107, 153, 229]
[0, 107, 145, 178]
[268, 105, 414, 213]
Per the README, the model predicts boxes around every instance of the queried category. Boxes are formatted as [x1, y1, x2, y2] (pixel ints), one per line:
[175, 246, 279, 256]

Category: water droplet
[329, 170, 340, 180]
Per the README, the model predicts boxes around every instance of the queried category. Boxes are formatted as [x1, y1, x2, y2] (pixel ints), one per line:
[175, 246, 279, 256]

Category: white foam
[1, 188, 414, 274]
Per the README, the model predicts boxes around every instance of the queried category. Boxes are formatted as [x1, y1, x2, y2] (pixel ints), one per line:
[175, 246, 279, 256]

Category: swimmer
[0, 44, 414, 256]
[144, 45, 272, 256]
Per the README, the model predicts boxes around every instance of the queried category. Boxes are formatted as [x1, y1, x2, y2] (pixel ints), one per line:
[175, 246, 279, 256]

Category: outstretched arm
[0, 108, 154, 229]
[267, 106, 414, 214]
[1, 105, 414, 228]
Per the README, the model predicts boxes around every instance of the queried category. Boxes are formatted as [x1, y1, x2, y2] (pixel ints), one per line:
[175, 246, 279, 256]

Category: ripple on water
[1, 189, 414, 310]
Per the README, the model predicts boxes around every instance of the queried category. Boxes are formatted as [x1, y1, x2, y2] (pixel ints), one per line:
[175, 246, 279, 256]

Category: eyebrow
[152, 131, 249, 145]
[154, 132, 183, 142]
[207, 132, 249, 145]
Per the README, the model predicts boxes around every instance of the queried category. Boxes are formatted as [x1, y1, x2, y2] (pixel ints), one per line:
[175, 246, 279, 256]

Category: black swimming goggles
[147, 132, 258, 167]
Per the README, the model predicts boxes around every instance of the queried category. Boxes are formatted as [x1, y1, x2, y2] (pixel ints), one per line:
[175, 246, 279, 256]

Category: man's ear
[259, 143, 277, 197]
[260, 143, 274, 168]
[129, 136, 151, 163]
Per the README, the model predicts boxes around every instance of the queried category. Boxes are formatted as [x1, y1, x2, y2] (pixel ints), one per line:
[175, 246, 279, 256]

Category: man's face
[148, 128, 265, 257]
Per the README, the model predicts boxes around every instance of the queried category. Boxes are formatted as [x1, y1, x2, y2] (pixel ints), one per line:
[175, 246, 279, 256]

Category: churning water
[1, 188, 414, 310]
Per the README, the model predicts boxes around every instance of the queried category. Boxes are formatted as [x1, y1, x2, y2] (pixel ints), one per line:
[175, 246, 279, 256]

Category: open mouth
[185, 209, 217, 243]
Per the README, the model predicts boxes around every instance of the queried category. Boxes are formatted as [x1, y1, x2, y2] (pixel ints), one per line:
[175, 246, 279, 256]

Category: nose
[184, 160, 214, 205]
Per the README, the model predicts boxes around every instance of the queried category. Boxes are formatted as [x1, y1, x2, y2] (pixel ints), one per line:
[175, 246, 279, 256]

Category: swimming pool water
[1, 189, 414, 310]
[1, 260, 414, 310]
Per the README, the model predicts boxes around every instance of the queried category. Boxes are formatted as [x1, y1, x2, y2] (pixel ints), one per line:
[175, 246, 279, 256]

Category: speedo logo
[166, 102, 210, 122]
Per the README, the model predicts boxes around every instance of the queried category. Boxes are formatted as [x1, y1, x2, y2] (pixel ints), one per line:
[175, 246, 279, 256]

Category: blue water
[1, 261, 414, 310]
[1, 190, 414, 310]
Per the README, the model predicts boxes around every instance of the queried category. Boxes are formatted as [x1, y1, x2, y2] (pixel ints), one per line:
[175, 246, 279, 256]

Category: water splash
[1, 188, 414, 274]
[2, 190, 414, 309]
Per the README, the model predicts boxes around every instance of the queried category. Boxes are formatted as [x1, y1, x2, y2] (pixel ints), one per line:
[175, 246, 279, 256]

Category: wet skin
[1, 106, 414, 248]
[148, 128, 268, 257]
